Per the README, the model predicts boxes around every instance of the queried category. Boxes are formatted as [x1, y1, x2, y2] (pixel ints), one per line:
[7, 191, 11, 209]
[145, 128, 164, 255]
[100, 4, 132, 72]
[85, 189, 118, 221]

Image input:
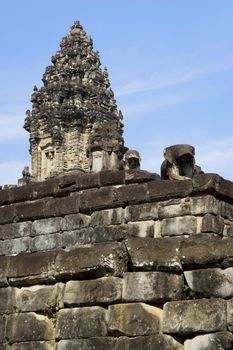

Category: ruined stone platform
[1, 170, 233, 349]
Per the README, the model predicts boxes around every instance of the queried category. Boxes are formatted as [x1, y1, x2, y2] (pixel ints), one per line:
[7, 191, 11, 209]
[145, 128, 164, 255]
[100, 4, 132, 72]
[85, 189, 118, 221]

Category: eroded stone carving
[124, 150, 141, 170]
[18, 166, 34, 187]
[24, 21, 125, 181]
[161, 144, 203, 180]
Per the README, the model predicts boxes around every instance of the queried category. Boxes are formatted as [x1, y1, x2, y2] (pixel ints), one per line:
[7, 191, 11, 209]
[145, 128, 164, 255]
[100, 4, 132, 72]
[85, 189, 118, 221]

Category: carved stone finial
[161, 144, 203, 180]
[22, 166, 31, 178]
[18, 166, 34, 187]
[124, 150, 141, 170]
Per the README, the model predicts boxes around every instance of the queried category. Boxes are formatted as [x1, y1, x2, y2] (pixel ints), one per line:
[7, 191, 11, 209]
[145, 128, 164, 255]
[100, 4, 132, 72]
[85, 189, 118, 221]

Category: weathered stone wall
[1, 170, 233, 349]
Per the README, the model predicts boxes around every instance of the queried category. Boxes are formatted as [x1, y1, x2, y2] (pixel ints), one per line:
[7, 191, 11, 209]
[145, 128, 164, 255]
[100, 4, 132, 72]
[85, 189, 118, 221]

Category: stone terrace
[1, 170, 233, 349]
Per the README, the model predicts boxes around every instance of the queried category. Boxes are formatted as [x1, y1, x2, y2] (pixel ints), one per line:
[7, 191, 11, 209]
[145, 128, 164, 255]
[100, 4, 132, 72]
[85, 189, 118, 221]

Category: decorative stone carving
[124, 150, 141, 170]
[161, 144, 203, 180]
[18, 166, 34, 187]
[24, 21, 125, 181]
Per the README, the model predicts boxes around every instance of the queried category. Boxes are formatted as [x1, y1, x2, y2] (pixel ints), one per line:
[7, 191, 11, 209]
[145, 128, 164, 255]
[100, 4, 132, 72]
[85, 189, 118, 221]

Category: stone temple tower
[24, 21, 125, 181]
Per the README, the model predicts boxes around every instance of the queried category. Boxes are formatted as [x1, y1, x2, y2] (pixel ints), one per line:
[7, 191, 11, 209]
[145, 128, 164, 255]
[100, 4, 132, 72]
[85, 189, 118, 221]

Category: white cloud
[116, 59, 233, 97]
[196, 138, 233, 180]
[121, 90, 209, 116]
[121, 94, 187, 115]
[0, 114, 26, 141]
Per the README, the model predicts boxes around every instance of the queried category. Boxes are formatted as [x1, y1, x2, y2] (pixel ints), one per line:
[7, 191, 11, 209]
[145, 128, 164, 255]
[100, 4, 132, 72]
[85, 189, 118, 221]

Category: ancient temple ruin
[1, 21, 233, 350]
[24, 21, 125, 181]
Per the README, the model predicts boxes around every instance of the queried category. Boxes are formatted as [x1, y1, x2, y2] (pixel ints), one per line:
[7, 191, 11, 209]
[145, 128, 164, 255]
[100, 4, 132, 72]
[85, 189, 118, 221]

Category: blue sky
[0, 1, 233, 185]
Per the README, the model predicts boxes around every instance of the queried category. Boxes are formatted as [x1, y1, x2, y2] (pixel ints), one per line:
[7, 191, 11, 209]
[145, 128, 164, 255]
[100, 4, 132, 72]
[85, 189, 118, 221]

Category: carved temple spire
[24, 21, 125, 181]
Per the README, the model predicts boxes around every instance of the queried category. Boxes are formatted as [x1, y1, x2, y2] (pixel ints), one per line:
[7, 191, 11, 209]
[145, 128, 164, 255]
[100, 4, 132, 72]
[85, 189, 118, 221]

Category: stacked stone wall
[1, 170, 233, 349]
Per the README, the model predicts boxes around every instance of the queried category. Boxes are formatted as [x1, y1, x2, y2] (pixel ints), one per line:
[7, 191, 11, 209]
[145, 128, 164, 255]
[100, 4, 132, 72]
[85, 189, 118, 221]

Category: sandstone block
[201, 213, 223, 234]
[57, 338, 116, 350]
[0, 287, 14, 314]
[154, 220, 162, 237]
[115, 184, 148, 205]
[79, 187, 116, 213]
[44, 196, 79, 217]
[115, 334, 183, 350]
[64, 277, 122, 306]
[91, 225, 126, 243]
[127, 221, 154, 238]
[227, 226, 233, 237]
[60, 228, 93, 248]
[1, 237, 31, 255]
[190, 195, 219, 215]
[61, 213, 90, 231]
[0, 188, 10, 205]
[222, 202, 233, 220]
[107, 303, 162, 336]
[56, 307, 107, 339]
[99, 170, 125, 186]
[184, 332, 233, 350]
[123, 271, 183, 303]
[9, 341, 56, 350]
[0, 255, 10, 286]
[55, 243, 128, 280]
[126, 237, 181, 272]
[125, 203, 158, 222]
[192, 173, 220, 193]
[180, 236, 233, 269]
[158, 199, 190, 219]
[148, 179, 192, 201]
[31, 233, 61, 252]
[59, 172, 99, 191]
[7, 250, 57, 286]
[6, 313, 54, 342]
[217, 178, 233, 203]
[32, 217, 62, 236]
[163, 299, 226, 335]
[185, 267, 233, 298]
[0, 316, 6, 343]
[0, 205, 16, 224]
[0, 221, 32, 240]
[125, 169, 160, 184]
[161, 216, 197, 236]
[227, 298, 233, 331]
[15, 199, 46, 221]
[14, 283, 64, 312]
[90, 208, 125, 227]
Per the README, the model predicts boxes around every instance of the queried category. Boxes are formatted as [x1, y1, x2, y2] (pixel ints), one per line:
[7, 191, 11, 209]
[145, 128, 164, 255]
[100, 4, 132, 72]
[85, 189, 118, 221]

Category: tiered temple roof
[24, 21, 125, 180]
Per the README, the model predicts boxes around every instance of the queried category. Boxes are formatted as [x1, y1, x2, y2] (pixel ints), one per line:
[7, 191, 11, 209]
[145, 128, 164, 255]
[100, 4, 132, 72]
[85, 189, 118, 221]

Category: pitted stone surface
[14, 283, 64, 312]
[184, 267, 233, 298]
[8, 341, 56, 350]
[184, 332, 233, 350]
[32, 218, 62, 236]
[128, 221, 154, 238]
[190, 195, 219, 215]
[107, 303, 163, 336]
[64, 277, 122, 306]
[56, 307, 107, 339]
[123, 271, 183, 303]
[161, 216, 197, 236]
[125, 203, 158, 222]
[162, 299, 226, 335]
[126, 237, 182, 272]
[6, 313, 54, 342]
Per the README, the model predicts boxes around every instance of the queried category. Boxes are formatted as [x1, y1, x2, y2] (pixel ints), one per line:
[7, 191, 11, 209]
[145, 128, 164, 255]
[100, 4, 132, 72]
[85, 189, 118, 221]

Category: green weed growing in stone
[45, 296, 60, 326]
[13, 305, 21, 313]
[182, 284, 198, 300]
